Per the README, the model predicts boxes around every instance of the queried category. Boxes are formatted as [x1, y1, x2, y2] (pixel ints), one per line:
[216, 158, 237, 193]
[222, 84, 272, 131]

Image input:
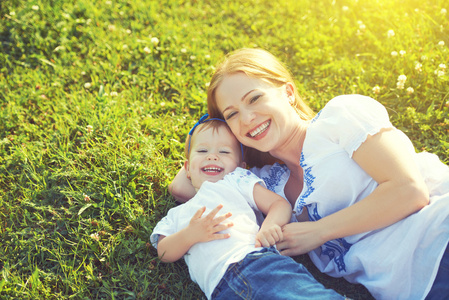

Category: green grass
[1, 0, 448, 299]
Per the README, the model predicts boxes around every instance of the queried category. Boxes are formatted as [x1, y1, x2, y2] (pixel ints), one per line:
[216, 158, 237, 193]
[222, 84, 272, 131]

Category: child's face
[186, 125, 244, 190]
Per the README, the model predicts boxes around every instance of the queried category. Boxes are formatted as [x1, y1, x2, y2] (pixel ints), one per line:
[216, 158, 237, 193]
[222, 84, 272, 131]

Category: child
[150, 115, 345, 299]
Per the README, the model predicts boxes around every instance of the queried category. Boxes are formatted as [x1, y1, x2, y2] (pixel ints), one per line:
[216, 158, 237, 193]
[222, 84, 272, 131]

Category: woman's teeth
[249, 121, 270, 137]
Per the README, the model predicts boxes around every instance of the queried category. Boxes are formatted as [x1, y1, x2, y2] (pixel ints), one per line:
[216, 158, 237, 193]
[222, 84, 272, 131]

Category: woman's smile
[248, 120, 271, 139]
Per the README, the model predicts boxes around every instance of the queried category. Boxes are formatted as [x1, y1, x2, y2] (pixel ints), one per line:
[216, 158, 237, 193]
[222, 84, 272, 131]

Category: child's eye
[197, 149, 208, 153]
[219, 150, 230, 154]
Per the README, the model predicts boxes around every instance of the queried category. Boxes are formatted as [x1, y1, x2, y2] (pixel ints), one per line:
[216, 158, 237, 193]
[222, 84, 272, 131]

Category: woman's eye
[225, 112, 236, 120]
[250, 95, 261, 103]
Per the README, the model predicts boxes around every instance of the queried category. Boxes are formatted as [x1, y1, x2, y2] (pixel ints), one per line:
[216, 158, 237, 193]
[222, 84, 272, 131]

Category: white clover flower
[397, 74, 407, 83]
[9, 11, 16, 16]
[86, 125, 93, 133]
[122, 44, 128, 50]
[415, 62, 422, 72]
[438, 41, 445, 47]
[151, 37, 159, 46]
[110, 91, 118, 97]
[406, 87, 414, 95]
[160, 102, 166, 107]
[399, 50, 406, 56]
[171, 57, 177, 61]
[90, 233, 100, 241]
[108, 24, 116, 31]
[391, 51, 398, 57]
[441, 8, 447, 15]
[84, 82, 92, 89]
[32, 5, 39, 11]
[397, 82, 405, 89]
[81, 71, 86, 76]
[387, 29, 395, 38]
[421, 55, 428, 61]
[181, 48, 187, 53]
[359, 23, 366, 30]
[436, 70, 446, 77]
[106, 1, 112, 5]
[126, 29, 131, 34]
[190, 55, 196, 60]
[143, 47, 151, 54]
[439, 64, 447, 70]
[342, 6, 349, 12]
[205, 54, 211, 59]
[372, 85, 381, 94]
[205, 82, 210, 87]
[176, 73, 181, 76]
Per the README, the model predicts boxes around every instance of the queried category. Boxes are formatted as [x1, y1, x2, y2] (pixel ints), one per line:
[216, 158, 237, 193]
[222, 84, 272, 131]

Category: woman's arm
[252, 183, 292, 247]
[278, 128, 429, 256]
[157, 204, 234, 262]
[168, 166, 196, 203]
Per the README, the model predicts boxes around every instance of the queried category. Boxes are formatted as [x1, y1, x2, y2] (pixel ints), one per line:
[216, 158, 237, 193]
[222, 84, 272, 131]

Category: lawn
[0, 0, 448, 299]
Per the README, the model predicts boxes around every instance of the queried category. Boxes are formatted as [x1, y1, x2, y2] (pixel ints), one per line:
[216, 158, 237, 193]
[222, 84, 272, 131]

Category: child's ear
[240, 161, 247, 169]
[184, 161, 191, 179]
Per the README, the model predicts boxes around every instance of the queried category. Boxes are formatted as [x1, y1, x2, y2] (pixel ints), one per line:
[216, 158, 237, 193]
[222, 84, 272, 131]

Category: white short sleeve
[318, 95, 393, 157]
[150, 209, 178, 249]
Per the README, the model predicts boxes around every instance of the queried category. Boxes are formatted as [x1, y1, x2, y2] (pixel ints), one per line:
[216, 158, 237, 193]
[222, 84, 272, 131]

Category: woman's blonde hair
[206, 48, 315, 167]
[207, 48, 314, 121]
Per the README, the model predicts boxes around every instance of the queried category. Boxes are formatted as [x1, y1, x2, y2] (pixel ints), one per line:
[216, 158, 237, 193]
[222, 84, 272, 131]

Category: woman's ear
[184, 161, 191, 179]
[285, 82, 295, 103]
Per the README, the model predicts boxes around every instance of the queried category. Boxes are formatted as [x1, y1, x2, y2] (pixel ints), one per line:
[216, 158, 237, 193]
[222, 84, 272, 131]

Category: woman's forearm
[318, 179, 428, 242]
[169, 166, 196, 203]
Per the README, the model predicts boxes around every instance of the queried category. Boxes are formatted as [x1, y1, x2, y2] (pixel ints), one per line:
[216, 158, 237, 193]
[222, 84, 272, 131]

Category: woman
[170, 48, 449, 300]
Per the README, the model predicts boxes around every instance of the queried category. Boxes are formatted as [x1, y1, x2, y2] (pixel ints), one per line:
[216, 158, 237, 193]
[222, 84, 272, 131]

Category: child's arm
[157, 204, 234, 262]
[252, 183, 292, 248]
[168, 166, 196, 203]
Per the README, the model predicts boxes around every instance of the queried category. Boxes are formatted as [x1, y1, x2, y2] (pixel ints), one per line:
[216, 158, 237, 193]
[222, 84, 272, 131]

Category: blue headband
[188, 113, 244, 159]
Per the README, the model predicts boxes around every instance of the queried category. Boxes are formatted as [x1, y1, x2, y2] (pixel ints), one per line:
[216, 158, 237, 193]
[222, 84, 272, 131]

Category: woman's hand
[276, 221, 326, 256]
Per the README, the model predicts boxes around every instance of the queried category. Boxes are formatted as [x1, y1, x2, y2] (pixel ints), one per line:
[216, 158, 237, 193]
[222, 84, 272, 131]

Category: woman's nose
[240, 110, 255, 125]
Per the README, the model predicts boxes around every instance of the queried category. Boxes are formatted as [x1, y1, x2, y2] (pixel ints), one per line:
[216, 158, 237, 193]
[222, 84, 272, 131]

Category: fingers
[192, 206, 206, 219]
[205, 204, 224, 220]
[213, 222, 234, 233]
[255, 226, 284, 248]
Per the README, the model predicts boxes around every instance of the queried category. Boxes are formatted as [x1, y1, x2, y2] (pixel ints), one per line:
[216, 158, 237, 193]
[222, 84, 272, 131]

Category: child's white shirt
[150, 167, 266, 299]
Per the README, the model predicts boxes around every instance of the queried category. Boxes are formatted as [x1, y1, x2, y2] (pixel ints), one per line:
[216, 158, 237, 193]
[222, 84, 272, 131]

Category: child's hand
[187, 204, 233, 244]
[255, 224, 283, 248]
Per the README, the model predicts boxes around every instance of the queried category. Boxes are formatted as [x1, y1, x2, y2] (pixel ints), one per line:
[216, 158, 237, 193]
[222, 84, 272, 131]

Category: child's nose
[207, 153, 218, 160]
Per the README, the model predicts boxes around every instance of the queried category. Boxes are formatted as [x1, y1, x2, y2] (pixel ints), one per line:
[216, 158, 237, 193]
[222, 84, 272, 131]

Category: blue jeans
[425, 242, 449, 300]
[211, 247, 345, 299]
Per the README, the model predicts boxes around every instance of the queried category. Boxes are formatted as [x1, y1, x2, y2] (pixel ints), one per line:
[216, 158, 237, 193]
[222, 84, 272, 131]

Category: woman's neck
[269, 118, 308, 168]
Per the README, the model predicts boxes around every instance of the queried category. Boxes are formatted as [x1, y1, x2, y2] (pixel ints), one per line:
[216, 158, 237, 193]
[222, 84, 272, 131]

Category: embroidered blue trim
[296, 152, 314, 211]
[311, 110, 322, 124]
[300, 151, 351, 273]
[260, 163, 288, 193]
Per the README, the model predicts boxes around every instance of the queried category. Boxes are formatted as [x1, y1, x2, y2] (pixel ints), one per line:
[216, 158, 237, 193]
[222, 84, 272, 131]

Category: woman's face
[215, 72, 299, 153]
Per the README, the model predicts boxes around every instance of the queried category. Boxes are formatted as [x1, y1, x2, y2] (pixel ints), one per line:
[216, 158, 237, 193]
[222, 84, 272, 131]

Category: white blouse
[251, 95, 449, 300]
